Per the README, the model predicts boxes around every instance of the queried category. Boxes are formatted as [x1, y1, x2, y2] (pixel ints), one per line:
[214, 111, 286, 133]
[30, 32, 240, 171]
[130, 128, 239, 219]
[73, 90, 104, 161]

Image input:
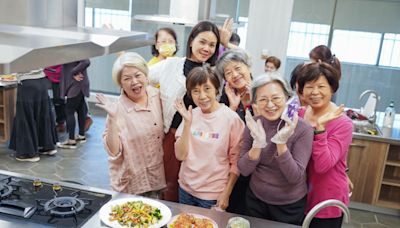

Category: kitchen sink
[353, 120, 382, 136]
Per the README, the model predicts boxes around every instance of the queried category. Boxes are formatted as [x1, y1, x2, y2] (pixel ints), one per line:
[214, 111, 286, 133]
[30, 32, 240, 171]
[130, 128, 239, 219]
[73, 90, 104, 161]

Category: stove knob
[52, 183, 62, 191]
[33, 179, 43, 187]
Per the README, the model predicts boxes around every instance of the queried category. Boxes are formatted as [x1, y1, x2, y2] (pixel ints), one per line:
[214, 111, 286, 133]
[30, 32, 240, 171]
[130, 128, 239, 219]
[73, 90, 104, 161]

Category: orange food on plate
[0, 74, 17, 81]
[169, 213, 214, 228]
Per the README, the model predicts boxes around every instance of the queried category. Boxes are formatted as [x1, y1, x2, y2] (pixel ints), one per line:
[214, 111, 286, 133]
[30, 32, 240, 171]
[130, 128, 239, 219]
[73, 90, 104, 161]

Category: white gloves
[245, 110, 267, 149]
[271, 112, 298, 145]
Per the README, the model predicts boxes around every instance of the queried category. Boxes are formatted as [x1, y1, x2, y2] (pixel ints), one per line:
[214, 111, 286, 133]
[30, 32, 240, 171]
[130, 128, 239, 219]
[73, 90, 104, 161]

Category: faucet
[359, 90, 380, 126]
[302, 199, 350, 228]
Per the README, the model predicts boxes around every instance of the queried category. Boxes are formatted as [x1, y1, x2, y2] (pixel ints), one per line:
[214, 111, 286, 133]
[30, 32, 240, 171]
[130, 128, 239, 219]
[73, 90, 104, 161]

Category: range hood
[134, 0, 214, 27]
[0, 0, 153, 74]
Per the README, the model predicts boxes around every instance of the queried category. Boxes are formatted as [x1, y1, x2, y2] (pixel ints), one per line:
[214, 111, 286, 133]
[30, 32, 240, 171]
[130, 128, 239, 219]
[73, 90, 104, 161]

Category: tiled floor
[0, 104, 111, 190]
[0, 104, 399, 227]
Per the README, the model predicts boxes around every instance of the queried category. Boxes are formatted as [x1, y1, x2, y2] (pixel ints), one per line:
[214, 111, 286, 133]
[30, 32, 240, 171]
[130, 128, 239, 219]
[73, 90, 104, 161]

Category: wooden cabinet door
[347, 139, 389, 204]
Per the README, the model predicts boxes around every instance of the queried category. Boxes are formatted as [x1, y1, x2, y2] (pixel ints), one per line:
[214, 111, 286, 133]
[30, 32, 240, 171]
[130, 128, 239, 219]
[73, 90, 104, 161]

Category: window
[85, 7, 131, 31]
[331, 30, 381, 65]
[286, 22, 330, 58]
[379, 33, 400, 68]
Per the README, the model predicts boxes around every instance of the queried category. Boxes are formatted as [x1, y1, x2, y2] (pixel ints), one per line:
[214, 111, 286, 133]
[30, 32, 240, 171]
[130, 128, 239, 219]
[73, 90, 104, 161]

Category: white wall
[246, 0, 294, 76]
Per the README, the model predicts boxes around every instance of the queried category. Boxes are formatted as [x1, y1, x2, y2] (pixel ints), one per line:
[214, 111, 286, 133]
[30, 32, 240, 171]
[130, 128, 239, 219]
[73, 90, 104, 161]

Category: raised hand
[225, 83, 241, 110]
[317, 104, 345, 129]
[271, 112, 299, 145]
[219, 18, 234, 48]
[95, 93, 118, 118]
[174, 99, 192, 124]
[245, 110, 267, 149]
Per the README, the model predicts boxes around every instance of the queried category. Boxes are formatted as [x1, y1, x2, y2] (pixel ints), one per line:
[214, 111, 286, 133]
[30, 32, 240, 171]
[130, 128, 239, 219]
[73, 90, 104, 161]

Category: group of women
[96, 18, 353, 228]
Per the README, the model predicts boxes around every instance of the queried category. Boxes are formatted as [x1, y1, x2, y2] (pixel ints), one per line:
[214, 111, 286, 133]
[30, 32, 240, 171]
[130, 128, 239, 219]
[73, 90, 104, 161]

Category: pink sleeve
[102, 116, 123, 160]
[228, 116, 245, 175]
[174, 122, 184, 139]
[312, 117, 353, 174]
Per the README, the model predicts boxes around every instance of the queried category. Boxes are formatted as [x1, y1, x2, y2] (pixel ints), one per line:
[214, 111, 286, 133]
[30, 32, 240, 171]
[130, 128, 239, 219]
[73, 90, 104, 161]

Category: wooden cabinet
[377, 145, 400, 209]
[0, 87, 16, 142]
[348, 137, 400, 209]
[347, 139, 389, 204]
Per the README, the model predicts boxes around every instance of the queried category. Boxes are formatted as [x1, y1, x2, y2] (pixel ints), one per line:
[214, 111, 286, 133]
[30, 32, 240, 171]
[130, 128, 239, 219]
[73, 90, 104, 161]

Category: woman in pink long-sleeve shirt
[174, 65, 245, 210]
[96, 52, 166, 198]
[297, 62, 353, 228]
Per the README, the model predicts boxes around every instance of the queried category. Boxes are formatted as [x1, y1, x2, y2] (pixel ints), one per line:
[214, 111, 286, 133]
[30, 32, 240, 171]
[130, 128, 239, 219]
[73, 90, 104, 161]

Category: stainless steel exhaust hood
[0, 0, 153, 74]
[133, 0, 214, 27]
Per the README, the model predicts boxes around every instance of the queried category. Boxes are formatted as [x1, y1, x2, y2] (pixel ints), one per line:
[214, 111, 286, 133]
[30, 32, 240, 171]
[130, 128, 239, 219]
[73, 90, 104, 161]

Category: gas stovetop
[0, 174, 111, 227]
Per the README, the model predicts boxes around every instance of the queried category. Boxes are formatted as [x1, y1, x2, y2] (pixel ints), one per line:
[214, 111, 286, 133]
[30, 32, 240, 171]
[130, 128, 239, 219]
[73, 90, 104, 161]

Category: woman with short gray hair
[216, 48, 253, 121]
[215, 48, 253, 214]
[238, 72, 313, 225]
[95, 52, 166, 198]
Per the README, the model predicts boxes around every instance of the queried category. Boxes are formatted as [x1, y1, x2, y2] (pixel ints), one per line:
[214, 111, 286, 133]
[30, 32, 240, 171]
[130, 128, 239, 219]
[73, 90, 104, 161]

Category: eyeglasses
[256, 96, 284, 105]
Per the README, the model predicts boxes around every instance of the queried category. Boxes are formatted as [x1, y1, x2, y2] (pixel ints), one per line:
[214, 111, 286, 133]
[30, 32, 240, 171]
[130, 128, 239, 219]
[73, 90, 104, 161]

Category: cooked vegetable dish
[109, 201, 162, 227]
[169, 213, 214, 228]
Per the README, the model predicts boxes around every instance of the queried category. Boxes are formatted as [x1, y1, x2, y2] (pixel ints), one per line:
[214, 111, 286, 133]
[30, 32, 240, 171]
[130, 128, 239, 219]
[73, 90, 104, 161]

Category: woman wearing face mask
[148, 27, 178, 66]
[297, 62, 352, 228]
[149, 19, 234, 202]
[174, 65, 244, 210]
[96, 52, 166, 198]
[238, 72, 313, 225]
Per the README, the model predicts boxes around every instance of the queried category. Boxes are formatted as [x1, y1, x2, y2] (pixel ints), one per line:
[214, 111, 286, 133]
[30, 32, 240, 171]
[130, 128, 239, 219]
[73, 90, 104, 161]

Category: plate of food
[99, 197, 172, 228]
[0, 74, 17, 82]
[168, 213, 218, 228]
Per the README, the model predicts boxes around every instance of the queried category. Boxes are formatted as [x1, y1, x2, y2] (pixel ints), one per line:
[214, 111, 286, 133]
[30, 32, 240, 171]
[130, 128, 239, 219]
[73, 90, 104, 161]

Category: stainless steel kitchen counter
[352, 111, 400, 145]
[0, 170, 299, 228]
[353, 127, 400, 145]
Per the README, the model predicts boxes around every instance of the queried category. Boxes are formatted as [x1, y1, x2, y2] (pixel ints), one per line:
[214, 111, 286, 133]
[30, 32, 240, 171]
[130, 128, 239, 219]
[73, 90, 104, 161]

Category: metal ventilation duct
[0, 0, 152, 74]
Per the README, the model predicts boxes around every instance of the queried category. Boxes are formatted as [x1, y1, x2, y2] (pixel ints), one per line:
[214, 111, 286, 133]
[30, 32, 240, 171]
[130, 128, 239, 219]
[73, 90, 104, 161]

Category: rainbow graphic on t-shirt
[191, 130, 219, 139]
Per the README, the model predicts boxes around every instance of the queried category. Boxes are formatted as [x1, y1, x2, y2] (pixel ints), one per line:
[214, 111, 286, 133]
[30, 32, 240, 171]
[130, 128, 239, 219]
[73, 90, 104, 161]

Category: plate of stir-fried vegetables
[99, 197, 172, 228]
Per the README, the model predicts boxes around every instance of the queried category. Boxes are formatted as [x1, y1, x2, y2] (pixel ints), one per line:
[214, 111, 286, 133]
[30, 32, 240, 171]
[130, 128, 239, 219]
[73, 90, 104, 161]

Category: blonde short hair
[112, 52, 149, 87]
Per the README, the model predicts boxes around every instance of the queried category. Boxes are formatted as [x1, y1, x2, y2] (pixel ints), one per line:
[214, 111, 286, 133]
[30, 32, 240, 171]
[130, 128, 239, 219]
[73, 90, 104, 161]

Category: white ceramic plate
[167, 213, 218, 228]
[99, 197, 172, 228]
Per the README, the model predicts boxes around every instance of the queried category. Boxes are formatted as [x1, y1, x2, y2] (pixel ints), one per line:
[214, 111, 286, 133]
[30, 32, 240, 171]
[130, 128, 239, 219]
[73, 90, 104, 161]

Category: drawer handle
[350, 143, 366, 148]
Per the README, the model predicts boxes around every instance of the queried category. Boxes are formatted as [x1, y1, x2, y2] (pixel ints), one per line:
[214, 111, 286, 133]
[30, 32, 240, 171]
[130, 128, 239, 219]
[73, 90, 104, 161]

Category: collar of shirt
[119, 86, 158, 113]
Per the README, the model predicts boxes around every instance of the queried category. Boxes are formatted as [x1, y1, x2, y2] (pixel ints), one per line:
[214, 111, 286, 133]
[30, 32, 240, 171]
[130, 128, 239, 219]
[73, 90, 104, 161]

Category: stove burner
[44, 196, 85, 217]
[0, 183, 13, 199]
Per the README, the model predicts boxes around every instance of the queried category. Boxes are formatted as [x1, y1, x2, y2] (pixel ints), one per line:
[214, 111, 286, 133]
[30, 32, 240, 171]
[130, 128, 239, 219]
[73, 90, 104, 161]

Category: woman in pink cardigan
[297, 62, 353, 228]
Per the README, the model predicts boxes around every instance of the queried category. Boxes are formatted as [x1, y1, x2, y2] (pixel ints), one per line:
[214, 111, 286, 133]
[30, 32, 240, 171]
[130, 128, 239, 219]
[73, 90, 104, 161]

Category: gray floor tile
[362, 224, 389, 228]
[30, 163, 61, 175]
[376, 213, 400, 228]
[55, 167, 87, 180]
[349, 209, 378, 224]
